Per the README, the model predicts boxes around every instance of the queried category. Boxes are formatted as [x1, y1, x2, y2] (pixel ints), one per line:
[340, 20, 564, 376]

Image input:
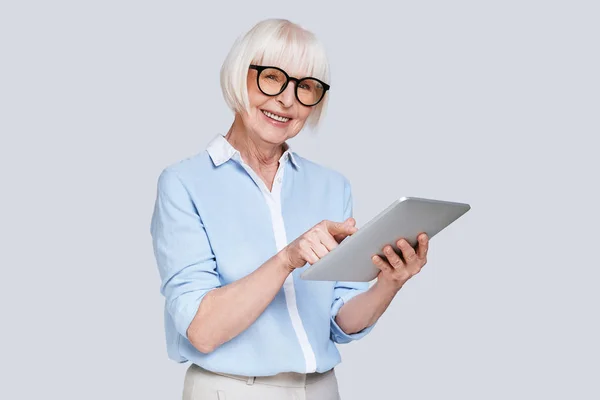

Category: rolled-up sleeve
[150, 168, 220, 339]
[330, 177, 376, 344]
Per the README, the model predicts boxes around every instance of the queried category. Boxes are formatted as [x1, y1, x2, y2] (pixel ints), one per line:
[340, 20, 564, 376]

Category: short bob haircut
[220, 19, 330, 129]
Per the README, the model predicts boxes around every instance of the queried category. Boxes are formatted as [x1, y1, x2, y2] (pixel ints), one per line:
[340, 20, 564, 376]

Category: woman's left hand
[371, 233, 429, 291]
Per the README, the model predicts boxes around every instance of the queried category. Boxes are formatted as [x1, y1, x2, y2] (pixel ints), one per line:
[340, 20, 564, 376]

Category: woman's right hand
[281, 218, 358, 271]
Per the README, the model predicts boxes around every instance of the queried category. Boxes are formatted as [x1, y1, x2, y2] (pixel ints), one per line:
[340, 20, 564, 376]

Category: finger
[333, 228, 357, 244]
[316, 230, 339, 251]
[311, 240, 330, 259]
[383, 245, 404, 269]
[299, 239, 320, 265]
[304, 250, 320, 265]
[417, 233, 429, 260]
[344, 217, 356, 228]
[371, 255, 393, 273]
[301, 249, 319, 265]
[333, 218, 358, 243]
[325, 219, 357, 236]
[397, 239, 417, 264]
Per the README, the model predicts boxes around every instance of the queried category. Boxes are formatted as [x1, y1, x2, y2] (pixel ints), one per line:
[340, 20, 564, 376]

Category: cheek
[247, 86, 264, 108]
[246, 74, 266, 108]
[296, 107, 313, 125]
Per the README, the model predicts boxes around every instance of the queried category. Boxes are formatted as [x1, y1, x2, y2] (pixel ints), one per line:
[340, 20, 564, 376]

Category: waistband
[189, 363, 334, 388]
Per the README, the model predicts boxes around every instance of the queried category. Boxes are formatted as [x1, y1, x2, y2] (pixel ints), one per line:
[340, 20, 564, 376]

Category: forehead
[255, 56, 314, 79]
[263, 65, 313, 79]
[252, 39, 327, 81]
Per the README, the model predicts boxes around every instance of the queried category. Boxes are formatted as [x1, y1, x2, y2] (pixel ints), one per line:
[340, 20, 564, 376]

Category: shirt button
[277, 177, 282, 183]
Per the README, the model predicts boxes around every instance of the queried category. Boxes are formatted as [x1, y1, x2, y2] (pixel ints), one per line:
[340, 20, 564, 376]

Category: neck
[225, 114, 285, 183]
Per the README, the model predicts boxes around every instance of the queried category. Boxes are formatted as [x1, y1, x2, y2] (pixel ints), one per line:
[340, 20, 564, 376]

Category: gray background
[1, 0, 598, 399]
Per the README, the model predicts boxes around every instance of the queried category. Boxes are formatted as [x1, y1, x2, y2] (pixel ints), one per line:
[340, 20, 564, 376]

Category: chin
[257, 127, 291, 144]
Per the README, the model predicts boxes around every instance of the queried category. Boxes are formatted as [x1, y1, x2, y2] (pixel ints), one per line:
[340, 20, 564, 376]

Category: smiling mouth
[262, 110, 291, 123]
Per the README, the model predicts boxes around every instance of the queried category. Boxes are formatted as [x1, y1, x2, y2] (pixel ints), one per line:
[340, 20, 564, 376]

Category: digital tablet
[299, 196, 471, 282]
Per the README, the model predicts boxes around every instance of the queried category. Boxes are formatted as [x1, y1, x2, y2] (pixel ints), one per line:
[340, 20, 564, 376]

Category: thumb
[344, 217, 356, 228]
[331, 223, 358, 245]
[327, 219, 355, 235]
[341, 218, 357, 235]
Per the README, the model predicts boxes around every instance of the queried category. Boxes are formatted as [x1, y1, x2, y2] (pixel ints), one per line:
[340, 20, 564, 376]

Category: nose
[275, 81, 296, 108]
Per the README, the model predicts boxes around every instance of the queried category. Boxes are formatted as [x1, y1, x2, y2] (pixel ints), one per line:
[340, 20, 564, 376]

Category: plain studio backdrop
[1, 1, 598, 399]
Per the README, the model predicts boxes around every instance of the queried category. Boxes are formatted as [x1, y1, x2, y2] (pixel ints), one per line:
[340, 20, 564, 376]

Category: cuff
[330, 290, 375, 344]
[171, 289, 215, 340]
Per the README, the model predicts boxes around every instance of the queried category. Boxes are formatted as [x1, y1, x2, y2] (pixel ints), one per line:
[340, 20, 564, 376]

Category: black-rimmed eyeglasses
[249, 65, 330, 107]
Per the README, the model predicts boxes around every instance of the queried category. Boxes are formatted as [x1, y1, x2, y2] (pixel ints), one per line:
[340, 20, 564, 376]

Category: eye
[298, 83, 312, 91]
[265, 74, 282, 82]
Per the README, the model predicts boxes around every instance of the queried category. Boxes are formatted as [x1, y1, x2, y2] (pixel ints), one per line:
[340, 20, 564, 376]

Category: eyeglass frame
[248, 64, 330, 107]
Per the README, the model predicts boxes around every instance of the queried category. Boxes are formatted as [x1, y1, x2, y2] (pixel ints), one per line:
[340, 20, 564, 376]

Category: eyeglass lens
[257, 68, 325, 106]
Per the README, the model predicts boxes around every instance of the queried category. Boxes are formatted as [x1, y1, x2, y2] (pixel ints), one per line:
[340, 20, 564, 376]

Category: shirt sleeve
[150, 168, 221, 340]
[330, 177, 376, 344]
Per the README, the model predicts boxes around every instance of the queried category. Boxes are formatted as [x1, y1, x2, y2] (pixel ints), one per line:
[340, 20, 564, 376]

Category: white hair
[220, 19, 330, 128]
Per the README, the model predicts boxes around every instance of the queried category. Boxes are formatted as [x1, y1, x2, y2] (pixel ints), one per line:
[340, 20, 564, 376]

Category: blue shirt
[150, 134, 374, 376]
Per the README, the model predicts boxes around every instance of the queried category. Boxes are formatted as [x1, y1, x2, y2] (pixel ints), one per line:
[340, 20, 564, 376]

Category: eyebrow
[255, 65, 315, 79]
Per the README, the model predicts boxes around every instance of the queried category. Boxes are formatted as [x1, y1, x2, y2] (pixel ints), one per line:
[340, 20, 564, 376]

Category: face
[240, 66, 314, 145]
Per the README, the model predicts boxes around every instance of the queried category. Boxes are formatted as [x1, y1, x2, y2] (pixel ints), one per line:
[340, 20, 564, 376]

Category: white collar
[206, 134, 299, 169]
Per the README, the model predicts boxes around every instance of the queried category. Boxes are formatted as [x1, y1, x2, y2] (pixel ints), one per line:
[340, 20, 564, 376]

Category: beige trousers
[182, 363, 341, 400]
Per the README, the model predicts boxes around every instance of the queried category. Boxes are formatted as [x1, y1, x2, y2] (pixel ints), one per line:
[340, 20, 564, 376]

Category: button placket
[270, 165, 317, 373]
[238, 157, 317, 373]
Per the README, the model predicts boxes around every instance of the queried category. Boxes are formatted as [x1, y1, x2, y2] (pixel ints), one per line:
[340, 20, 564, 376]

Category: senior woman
[150, 18, 429, 400]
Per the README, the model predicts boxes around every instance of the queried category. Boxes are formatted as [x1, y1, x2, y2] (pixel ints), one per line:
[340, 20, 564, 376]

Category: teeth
[262, 110, 289, 122]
